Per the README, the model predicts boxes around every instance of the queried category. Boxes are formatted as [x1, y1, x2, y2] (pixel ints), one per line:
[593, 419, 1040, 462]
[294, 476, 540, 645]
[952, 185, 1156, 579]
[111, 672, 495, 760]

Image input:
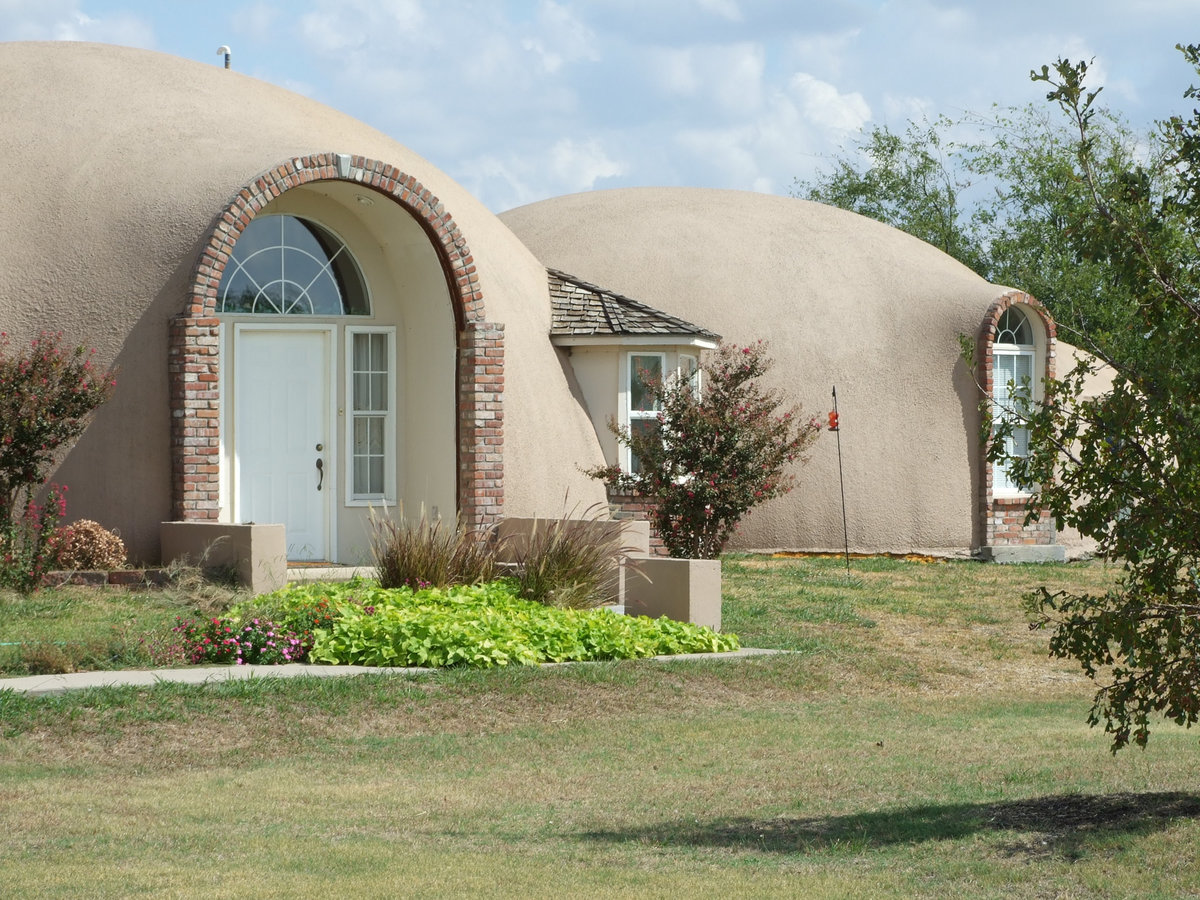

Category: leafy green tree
[996, 47, 1200, 751]
[795, 103, 1159, 366]
[799, 118, 986, 273]
[587, 342, 821, 559]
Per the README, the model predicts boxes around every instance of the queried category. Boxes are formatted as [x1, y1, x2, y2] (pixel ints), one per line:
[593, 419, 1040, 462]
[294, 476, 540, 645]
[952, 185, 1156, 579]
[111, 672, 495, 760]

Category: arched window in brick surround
[978, 291, 1057, 556]
[170, 153, 504, 533]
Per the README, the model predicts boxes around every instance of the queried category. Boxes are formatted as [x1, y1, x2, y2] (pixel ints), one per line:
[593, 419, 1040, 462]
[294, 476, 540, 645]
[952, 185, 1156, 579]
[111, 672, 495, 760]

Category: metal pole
[832, 385, 850, 578]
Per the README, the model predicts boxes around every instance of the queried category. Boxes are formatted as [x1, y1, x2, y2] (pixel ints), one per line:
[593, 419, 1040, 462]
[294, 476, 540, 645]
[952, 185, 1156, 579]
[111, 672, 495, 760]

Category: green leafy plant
[589, 342, 821, 559]
[285, 580, 739, 668]
[369, 507, 501, 590]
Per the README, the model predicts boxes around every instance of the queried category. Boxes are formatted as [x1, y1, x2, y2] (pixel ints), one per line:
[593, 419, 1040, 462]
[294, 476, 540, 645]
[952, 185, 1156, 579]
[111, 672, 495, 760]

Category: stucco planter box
[159, 522, 287, 595]
[623, 556, 722, 631]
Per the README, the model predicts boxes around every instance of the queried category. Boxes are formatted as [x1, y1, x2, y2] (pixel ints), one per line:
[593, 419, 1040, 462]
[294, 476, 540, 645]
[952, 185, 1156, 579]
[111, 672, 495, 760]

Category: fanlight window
[995, 306, 1032, 346]
[217, 215, 369, 315]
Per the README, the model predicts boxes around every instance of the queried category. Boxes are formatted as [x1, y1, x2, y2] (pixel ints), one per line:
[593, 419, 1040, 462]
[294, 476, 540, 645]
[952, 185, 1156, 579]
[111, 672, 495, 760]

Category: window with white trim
[992, 307, 1035, 495]
[347, 328, 395, 501]
[679, 353, 701, 399]
[626, 352, 664, 474]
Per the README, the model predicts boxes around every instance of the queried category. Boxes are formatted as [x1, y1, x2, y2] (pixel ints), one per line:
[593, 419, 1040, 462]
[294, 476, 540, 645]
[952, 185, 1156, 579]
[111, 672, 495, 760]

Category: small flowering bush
[0, 331, 116, 592]
[588, 341, 821, 558]
[1, 483, 67, 593]
[165, 616, 304, 666]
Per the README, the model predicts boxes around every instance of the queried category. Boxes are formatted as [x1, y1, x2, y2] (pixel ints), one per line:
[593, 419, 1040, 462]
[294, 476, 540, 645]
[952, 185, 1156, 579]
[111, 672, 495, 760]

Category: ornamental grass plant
[368, 506, 501, 590]
[507, 505, 634, 609]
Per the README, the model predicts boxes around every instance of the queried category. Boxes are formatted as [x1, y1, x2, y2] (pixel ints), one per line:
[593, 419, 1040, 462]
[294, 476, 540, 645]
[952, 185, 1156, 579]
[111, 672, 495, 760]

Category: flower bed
[158, 579, 739, 669]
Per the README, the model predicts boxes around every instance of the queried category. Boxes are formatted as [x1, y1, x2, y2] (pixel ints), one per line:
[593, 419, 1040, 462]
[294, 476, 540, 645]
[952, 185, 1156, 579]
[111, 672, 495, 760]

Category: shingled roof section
[548, 268, 721, 343]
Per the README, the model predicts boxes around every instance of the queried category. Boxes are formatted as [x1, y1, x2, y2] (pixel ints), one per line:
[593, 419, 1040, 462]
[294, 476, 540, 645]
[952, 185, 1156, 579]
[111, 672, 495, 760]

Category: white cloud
[549, 138, 625, 192]
[523, 0, 600, 73]
[697, 0, 743, 22]
[788, 73, 870, 133]
[649, 43, 765, 115]
[457, 136, 624, 210]
[0, 1, 154, 46]
[232, 3, 280, 39]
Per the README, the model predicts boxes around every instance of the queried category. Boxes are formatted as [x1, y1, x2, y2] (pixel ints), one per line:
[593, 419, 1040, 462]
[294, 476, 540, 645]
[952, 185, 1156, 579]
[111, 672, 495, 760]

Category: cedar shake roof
[548, 268, 721, 343]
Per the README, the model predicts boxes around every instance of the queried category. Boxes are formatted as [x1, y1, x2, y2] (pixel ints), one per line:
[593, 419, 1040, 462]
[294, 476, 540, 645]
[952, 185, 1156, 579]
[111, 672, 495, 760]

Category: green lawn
[1, 556, 1197, 898]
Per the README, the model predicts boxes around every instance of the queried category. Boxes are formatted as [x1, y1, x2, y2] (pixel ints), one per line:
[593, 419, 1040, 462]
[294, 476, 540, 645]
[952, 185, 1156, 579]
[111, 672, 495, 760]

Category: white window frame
[620, 351, 666, 474]
[677, 353, 701, 400]
[345, 326, 397, 505]
[992, 345, 1036, 497]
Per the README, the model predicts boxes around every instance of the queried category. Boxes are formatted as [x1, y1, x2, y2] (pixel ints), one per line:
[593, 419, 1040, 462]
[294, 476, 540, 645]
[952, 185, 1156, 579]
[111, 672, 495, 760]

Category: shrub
[369, 508, 500, 590]
[167, 616, 305, 666]
[508, 509, 632, 609]
[229, 583, 341, 658]
[52, 519, 127, 571]
[0, 331, 116, 592]
[1, 483, 67, 594]
[588, 342, 821, 558]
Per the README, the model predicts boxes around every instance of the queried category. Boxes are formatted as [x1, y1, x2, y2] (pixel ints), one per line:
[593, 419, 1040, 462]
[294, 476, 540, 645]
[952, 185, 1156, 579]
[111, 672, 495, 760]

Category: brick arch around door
[168, 153, 504, 534]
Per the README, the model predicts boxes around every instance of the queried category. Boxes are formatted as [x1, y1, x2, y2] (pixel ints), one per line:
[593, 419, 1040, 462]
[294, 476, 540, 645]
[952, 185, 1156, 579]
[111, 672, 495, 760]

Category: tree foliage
[801, 119, 987, 273]
[996, 48, 1200, 751]
[794, 100, 1161, 366]
[588, 342, 821, 559]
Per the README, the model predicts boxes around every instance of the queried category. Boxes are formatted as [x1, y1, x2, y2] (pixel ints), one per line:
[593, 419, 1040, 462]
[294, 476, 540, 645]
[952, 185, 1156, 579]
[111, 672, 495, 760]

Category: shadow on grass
[580, 791, 1200, 860]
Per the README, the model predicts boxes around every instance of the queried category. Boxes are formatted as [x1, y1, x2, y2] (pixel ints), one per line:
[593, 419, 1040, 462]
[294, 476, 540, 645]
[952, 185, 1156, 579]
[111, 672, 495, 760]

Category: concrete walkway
[0, 648, 784, 696]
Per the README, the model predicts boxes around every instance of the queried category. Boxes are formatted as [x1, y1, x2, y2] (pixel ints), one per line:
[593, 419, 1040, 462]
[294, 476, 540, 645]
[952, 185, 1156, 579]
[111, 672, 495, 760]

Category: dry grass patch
[3, 555, 1199, 899]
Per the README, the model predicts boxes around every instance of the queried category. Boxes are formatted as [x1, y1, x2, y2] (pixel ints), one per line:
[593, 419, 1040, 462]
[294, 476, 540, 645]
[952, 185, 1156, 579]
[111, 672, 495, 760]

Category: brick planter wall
[606, 491, 670, 557]
[173, 153, 504, 533]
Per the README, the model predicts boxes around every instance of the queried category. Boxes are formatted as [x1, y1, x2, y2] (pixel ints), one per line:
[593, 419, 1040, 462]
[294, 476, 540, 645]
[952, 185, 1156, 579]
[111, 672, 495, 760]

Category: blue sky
[1, 1, 1194, 211]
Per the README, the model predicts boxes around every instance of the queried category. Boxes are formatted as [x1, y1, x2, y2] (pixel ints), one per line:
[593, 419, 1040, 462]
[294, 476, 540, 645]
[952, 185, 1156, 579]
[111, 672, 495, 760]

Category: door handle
[316, 457, 324, 491]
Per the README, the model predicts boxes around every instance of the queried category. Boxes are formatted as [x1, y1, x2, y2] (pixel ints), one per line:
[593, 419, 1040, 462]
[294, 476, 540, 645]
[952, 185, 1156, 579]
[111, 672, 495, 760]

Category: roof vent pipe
[216, 45, 232, 70]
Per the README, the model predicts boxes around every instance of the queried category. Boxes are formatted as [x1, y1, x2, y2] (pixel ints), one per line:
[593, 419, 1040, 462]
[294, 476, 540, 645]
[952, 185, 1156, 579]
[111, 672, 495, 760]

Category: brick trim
[978, 290, 1057, 547]
[606, 491, 670, 557]
[171, 153, 502, 532]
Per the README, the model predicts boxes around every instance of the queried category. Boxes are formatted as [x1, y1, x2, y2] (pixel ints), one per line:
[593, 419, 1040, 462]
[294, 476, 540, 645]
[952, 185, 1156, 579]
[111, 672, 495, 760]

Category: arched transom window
[217, 215, 369, 315]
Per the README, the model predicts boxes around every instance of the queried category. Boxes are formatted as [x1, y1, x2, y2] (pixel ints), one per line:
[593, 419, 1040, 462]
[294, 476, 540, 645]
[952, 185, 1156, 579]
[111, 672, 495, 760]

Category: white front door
[234, 328, 332, 561]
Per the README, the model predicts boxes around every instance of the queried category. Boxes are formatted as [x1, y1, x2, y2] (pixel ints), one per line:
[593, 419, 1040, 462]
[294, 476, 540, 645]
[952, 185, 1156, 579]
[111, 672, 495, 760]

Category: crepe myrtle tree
[588, 341, 821, 559]
[991, 47, 1200, 752]
[0, 331, 115, 591]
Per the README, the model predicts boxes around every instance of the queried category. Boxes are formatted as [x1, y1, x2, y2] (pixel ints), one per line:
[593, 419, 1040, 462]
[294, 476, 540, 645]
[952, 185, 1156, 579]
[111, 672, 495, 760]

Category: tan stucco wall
[566, 347, 622, 462]
[501, 188, 1005, 554]
[1051, 342, 1115, 559]
[0, 41, 606, 563]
